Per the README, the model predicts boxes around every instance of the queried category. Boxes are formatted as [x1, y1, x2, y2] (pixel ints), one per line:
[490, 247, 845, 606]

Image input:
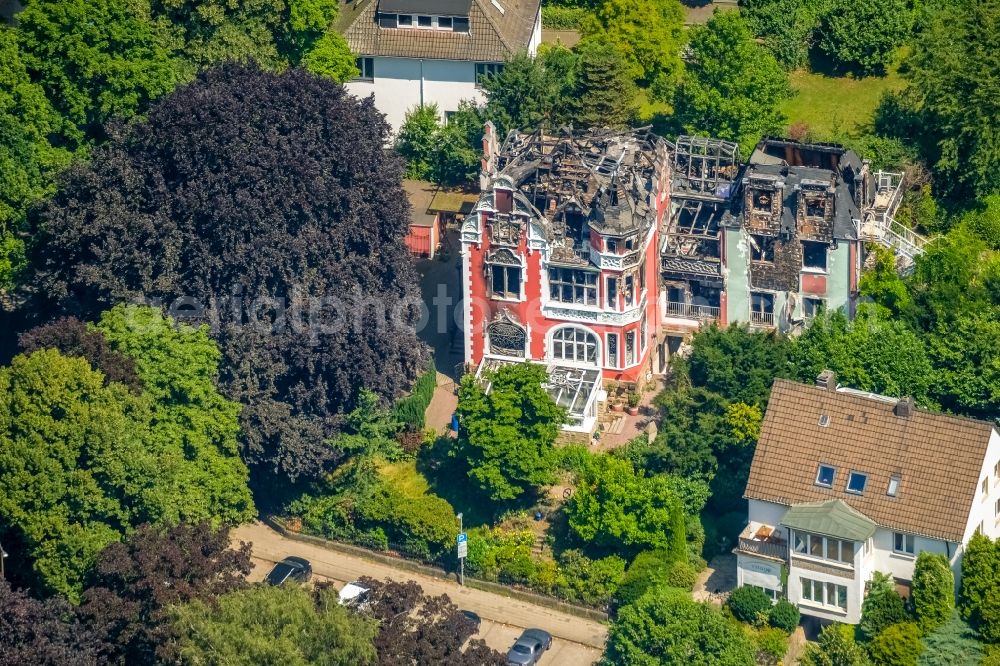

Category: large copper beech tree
[28, 64, 428, 487]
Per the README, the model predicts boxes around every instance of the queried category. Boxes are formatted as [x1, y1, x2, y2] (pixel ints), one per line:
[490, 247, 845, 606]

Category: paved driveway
[236, 521, 606, 663]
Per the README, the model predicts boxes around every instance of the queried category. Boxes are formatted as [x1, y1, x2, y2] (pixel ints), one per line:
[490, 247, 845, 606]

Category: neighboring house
[461, 124, 669, 432]
[660, 136, 925, 348]
[735, 371, 1000, 625]
[339, 0, 542, 134]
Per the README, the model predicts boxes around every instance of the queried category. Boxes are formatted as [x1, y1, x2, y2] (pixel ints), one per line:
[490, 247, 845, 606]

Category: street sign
[457, 532, 467, 543]
[457, 532, 467, 559]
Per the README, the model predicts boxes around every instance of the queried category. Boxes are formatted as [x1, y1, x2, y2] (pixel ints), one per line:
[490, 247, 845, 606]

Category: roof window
[818, 414, 830, 427]
[887, 475, 901, 497]
[815, 464, 836, 488]
[846, 471, 868, 495]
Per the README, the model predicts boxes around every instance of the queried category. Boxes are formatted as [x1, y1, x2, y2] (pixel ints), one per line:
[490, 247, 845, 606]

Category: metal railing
[749, 311, 775, 327]
[738, 537, 787, 560]
[663, 300, 721, 321]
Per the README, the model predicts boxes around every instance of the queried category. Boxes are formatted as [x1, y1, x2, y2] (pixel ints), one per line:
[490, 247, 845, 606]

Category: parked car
[461, 610, 482, 632]
[506, 628, 552, 665]
[264, 556, 312, 585]
[338, 581, 371, 608]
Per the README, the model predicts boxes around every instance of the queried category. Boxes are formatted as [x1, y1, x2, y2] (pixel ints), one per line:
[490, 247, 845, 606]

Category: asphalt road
[235, 522, 605, 664]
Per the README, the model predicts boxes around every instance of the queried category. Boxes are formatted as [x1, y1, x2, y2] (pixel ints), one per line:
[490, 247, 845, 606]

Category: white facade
[345, 57, 486, 135]
[737, 428, 1000, 626]
[344, 10, 542, 136]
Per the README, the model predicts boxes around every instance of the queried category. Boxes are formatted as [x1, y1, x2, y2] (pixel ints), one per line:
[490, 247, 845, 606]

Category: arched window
[485, 248, 521, 300]
[488, 320, 526, 357]
[550, 327, 599, 365]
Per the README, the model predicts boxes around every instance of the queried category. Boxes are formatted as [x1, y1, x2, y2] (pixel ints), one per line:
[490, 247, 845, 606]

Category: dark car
[506, 628, 552, 665]
[264, 556, 312, 585]
[461, 610, 482, 632]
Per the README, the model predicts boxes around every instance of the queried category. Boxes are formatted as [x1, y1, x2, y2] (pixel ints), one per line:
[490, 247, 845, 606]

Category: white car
[338, 581, 371, 607]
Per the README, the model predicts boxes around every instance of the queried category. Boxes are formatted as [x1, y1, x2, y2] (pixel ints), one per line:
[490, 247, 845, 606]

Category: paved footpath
[233, 522, 607, 659]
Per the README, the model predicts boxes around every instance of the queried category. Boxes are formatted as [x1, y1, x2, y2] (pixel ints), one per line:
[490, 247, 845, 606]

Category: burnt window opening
[750, 234, 775, 263]
[802, 241, 828, 271]
[624, 274, 635, 307]
[625, 237, 635, 251]
[606, 238, 619, 254]
[752, 190, 773, 211]
[805, 197, 826, 218]
[486, 248, 521, 300]
[549, 268, 598, 306]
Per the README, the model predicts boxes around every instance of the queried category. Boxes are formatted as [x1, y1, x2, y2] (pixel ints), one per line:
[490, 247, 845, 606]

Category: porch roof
[781, 499, 876, 542]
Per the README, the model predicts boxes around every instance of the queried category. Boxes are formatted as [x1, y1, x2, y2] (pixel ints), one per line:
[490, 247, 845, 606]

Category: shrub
[868, 622, 923, 666]
[918, 612, 984, 665]
[616, 550, 672, 607]
[727, 585, 773, 626]
[768, 599, 800, 633]
[665, 560, 698, 590]
[959, 532, 1000, 625]
[393, 361, 437, 431]
[755, 626, 789, 662]
[558, 550, 626, 607]
[913, 553, 955, 633]
[860, 572, 909, 641]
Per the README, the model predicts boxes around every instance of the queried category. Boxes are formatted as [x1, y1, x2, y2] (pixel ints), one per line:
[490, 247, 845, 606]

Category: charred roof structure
[485, 127, 668, 265]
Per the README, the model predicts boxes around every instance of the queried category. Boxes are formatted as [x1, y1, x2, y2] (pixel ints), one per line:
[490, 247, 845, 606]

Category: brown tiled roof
[338, 0, 539, 61]
[745, 378, 998, 543]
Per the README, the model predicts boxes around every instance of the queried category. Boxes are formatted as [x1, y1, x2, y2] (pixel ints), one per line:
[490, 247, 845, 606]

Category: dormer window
[815, 464, 836, 488]
[398, 14, 412, 26]
[417, 15, 432, 27]
[438, 16, 452, 29]
[846, 471, 868, 494]
[752, 190, 772, 211]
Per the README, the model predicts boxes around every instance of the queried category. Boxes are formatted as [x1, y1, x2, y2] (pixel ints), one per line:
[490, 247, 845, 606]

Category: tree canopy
[0, 580, 107, 666]
[673, 11, 791, 154]
[817, 0, 912, 75]
[566, 455, 687, 556]
[28, 64, 428, 487]
[169, 583, 379, 666]
[453, 362, 565, 501]
[0, 306, 253, 599]
[604, 586, 756, 665]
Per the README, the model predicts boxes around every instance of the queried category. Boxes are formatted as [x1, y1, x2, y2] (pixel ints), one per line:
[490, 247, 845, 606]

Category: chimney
[815, 369, 837, 391]
[894, 396, 915, 418]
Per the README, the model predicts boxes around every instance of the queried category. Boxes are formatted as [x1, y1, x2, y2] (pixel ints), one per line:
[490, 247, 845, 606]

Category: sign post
[457, 512, 466, 586]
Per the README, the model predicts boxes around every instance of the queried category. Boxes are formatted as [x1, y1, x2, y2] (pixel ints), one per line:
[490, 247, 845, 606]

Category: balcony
[737, 522, 787, 561]
[749, 311, 775, 328]
[663, 300, 720, 322]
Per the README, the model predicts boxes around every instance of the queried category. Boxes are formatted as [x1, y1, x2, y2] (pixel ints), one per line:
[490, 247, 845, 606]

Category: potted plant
[626, 392, 641, 416]
[611, 398, 625, 413]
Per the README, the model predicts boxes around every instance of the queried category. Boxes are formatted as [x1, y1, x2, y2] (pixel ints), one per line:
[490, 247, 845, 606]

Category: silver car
[506, 628, 552, 665]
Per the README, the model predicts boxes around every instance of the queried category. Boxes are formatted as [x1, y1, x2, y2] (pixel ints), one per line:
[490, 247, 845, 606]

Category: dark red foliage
[353, 577, 506, 666]
[0, 581, 107, 666]
[28, 64, 428, 486]
[18, 316, 142, 390]
[78, 523, 251, 664]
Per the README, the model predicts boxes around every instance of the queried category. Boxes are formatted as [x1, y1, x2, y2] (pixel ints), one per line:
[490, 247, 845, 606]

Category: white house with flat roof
[338, 0, 541, 134]
[735, 372, 1000, 624]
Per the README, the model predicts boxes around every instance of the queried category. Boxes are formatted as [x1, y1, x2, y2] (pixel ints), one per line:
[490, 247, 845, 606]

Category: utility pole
[0, 541, 7, 580]
[457, 512, 465, 586]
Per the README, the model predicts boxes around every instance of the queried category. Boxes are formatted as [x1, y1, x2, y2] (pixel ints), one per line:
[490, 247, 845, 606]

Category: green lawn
[779, 60, 907, 140]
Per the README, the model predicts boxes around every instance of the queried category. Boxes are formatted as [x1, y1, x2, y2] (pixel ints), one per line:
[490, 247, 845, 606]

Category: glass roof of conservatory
[476, 357, 602, 420]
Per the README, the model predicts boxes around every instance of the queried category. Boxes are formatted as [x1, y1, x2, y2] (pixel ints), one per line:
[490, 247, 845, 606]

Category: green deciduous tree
[395, 102, 484, 186]
[396, 104, 441, 181]
[480, 51, 572, 134]
[673, 11, 791, 154]
[741, 0, 829, 69]
[960, 532, 1000, 637]
[727, 585, 772, 626]
[867, 622, 923, 666]
[581, 0, 685, 91]
[15, 0, 184, 144]
[571, 39, 637, 128]
[913, 552, 955, 633]
[904, 0, 1000, 202]
[604, 586, 756, 666]
[300, 32, 358, 83]
[790, 306, 934, 406]
[0, 30, 72, 291]
[566, 455, 686, 555]
[96, 305, 255, 527]
[817, 0, 912, 75]
[170, 583, 378, 666]
[454, 363, 565, 501]
[0, 349, 152, 599]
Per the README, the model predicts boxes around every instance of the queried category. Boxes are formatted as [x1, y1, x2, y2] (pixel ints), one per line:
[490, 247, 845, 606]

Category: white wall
[344, 57, 486, 136]
[961, 429, 1000, 543]
[527, 8, 542, 55]
[866, 528, 953, 584]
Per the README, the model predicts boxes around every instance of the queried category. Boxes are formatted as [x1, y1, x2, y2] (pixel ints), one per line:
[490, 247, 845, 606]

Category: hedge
[393, 359, 437, 431]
